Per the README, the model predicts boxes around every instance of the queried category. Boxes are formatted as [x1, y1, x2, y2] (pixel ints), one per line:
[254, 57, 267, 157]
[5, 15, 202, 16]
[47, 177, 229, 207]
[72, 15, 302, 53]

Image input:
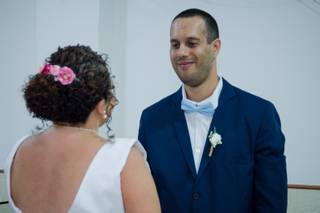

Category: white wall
[99, 0, 127, 136]
[0, 0, 100, 168]
[36, 0, 100, 64]
[0, 0, 319, 185]
[0, 0, 37, 169]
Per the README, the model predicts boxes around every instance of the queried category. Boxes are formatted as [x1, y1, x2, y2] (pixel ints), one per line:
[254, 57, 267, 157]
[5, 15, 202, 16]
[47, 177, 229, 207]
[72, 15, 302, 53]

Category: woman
[5, 45, 161, 213]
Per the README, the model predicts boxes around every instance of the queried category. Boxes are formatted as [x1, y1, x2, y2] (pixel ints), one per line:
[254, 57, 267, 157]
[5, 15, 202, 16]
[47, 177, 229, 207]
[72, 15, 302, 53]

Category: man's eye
[188, 42, 198, 47]
[171, 43, 179, 49]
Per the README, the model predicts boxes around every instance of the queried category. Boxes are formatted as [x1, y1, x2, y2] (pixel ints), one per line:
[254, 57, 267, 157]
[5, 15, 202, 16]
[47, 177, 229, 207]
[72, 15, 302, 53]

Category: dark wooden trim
[0, 201, 9, 205]
[0, 169, 8, 206]
[288, 184, 320, 190]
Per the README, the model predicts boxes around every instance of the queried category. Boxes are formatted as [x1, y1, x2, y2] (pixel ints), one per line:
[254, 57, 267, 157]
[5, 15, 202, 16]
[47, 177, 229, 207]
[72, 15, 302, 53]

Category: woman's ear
[95, 99, 107, 116]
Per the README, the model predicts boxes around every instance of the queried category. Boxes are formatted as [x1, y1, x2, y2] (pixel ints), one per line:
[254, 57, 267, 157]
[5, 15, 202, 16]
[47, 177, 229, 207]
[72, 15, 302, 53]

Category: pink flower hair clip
[39, 63, 76, 85]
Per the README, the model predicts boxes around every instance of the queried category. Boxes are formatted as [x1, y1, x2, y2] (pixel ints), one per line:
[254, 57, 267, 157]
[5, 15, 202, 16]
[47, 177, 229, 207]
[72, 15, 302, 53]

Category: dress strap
[5, 135, 30, 213]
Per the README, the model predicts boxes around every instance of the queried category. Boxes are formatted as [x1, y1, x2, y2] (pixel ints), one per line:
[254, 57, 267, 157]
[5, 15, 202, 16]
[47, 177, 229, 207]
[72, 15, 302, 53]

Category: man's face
[170, 16, 219, 87]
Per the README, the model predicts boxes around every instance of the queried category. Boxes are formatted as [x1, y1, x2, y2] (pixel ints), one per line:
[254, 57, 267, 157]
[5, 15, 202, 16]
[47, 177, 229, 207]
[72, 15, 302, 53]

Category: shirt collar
[182, 76, 223, 111]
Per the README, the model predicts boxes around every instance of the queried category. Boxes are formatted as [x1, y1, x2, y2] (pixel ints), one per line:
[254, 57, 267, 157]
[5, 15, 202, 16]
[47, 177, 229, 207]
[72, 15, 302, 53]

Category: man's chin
[179, 77, 202, 88]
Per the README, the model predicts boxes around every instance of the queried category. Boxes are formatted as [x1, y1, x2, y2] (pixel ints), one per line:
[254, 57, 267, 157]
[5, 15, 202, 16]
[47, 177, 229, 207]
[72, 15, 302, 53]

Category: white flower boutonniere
[208, 127, 222, 157]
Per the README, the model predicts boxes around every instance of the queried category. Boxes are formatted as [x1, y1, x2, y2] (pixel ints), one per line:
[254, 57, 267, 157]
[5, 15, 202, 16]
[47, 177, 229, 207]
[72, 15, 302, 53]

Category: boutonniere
[208, 127, 222, 157]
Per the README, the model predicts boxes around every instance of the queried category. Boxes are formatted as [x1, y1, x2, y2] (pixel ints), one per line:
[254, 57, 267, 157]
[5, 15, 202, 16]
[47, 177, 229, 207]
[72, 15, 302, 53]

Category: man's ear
[211, 38, 221, 56]
[95, 99, 106, 115]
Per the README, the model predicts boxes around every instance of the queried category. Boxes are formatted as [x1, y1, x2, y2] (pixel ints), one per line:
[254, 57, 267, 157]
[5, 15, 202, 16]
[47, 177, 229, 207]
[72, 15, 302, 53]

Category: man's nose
[176, 45, 188, 56]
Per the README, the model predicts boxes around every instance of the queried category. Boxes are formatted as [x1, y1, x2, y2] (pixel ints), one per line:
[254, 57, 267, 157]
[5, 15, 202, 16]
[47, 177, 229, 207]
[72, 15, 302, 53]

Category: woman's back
[9, 128, 106, 213]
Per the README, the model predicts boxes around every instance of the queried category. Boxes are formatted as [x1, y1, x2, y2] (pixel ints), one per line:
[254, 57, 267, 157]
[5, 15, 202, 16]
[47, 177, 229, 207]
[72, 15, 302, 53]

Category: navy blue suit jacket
[138, 78, 287, 213]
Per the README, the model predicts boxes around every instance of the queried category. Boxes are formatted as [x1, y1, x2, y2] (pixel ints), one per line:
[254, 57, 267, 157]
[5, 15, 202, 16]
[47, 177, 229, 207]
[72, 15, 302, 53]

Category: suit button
[192, 192, 200, 200]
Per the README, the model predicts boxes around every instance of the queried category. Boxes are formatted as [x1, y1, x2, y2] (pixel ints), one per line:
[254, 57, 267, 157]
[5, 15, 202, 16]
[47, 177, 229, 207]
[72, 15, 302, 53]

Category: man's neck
[184, 74, 219, 102]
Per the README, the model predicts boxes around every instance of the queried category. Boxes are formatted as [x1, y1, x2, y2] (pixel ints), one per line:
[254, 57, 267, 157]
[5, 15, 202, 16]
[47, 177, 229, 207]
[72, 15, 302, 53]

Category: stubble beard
[175, 65, 211, 88]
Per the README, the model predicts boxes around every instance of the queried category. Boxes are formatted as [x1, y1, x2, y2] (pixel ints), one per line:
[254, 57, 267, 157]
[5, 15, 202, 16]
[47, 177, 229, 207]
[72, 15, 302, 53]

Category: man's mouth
[176, 61, 194, 70]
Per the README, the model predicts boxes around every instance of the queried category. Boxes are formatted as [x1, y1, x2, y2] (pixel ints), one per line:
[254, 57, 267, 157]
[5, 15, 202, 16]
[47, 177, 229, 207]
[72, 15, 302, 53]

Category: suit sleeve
[138, 111, 147, 148]
[253, 103, 287, 213]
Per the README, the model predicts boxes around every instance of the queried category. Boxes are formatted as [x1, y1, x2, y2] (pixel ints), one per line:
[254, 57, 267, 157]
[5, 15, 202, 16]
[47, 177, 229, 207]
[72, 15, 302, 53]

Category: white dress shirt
[182, 78, 223, 173]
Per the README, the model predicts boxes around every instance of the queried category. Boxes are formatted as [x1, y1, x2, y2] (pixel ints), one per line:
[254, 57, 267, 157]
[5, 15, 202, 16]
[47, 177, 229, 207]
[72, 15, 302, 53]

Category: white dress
[5, 136, 147, 213]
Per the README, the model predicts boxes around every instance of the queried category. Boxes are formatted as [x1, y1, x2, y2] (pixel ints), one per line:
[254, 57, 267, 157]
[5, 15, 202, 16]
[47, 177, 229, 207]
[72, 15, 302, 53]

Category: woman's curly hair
[23, 45, 114, 124]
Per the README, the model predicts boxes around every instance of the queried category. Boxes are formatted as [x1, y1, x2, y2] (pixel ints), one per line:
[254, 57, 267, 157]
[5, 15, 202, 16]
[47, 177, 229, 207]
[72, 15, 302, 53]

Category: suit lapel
[171, 88, 197, 178]
[196, 78, 236, 182]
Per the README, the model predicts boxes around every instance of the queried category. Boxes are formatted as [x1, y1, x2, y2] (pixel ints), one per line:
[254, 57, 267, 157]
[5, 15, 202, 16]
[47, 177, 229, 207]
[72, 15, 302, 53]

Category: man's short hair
[172, 8, 219, 43]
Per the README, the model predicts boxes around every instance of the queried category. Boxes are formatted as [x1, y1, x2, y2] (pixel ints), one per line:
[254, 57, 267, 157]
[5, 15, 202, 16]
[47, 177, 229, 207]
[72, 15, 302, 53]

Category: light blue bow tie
[181, 99, 215, 116]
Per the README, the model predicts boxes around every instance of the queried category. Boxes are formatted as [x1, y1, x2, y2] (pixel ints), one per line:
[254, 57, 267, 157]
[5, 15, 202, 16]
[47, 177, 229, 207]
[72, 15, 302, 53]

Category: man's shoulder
[227, 81, 273, 108]
[225, 80, 277, 120]
[140, 89, 180, 120]
[223, 80, 281, 131]
[145, 92, 177, 111]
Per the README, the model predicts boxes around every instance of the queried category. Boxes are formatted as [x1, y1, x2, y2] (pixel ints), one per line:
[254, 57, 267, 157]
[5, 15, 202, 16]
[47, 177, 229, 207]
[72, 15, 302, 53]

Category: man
[138, 8, 287, 213]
